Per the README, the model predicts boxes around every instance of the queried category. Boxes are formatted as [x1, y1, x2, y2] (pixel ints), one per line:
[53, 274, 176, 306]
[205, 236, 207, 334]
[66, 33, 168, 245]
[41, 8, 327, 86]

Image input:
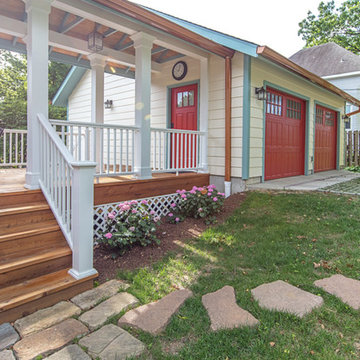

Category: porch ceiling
[0, 0, 187, 75]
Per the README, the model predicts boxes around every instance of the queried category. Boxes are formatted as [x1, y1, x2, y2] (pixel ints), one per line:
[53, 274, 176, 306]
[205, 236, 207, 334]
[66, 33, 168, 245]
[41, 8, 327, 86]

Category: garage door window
[325, 111, 335, 126]
[316, 107, 323, 124]
[266, 93, 282, 116]
[286, 99, 301, 120]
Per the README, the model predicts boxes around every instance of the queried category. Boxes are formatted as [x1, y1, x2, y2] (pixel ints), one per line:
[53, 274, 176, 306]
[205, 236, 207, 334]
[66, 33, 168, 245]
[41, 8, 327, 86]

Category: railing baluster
[126, 129, 129, 172]
[113, 129, 117, 174]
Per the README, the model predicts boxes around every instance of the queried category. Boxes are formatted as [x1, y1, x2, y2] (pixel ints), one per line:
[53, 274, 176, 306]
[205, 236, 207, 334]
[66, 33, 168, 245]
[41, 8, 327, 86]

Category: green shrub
[100, 200, 160, 252]
[346, 165, 360, 173]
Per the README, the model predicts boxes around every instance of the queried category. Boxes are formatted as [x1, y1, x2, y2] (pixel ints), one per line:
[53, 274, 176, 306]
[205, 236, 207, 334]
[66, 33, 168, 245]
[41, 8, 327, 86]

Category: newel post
[131, 32, 155, 179]
[68, 162, 98, 280]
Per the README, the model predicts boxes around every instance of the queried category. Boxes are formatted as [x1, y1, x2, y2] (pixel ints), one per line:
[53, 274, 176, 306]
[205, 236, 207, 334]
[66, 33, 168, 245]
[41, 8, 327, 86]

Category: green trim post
[242, 55, 251, 180]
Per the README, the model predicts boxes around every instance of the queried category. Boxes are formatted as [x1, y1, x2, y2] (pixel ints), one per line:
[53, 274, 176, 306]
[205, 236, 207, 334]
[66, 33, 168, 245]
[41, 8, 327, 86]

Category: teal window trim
[313, 100, 342, 171]
[262, 81, 311, 181]
[242, 55, 251, 180]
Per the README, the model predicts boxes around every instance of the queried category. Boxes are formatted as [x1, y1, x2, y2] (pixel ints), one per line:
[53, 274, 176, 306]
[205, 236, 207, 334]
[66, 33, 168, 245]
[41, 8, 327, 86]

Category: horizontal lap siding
[250, 57, 345, 179]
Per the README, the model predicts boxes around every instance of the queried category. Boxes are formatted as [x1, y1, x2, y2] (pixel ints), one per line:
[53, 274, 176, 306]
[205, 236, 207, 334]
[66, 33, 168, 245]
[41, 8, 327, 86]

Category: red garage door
[314, 105, 337, 172]
[265, 88, 306, 180]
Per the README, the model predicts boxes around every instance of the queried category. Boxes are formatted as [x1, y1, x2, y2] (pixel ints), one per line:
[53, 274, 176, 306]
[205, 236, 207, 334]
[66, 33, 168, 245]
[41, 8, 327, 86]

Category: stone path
[118, 289, 192, 334]
[202, 286, 259, 330]
[1, 275, 360, 359]
[314, 274, 360, 310]
[251, 280, 323, 318]
[320, 177, 360, 195]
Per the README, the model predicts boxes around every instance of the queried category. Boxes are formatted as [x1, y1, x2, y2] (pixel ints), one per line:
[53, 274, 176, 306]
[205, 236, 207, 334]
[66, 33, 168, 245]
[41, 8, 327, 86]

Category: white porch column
[199, 58, 209, 172]
[89, 54, 106, 168]
[24, 0, 52, 189]
[131, 32, 155, 179]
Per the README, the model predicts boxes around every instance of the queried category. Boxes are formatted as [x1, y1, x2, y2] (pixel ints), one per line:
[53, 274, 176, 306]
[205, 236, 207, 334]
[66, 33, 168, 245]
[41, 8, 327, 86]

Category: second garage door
[265, 88, 306, 180]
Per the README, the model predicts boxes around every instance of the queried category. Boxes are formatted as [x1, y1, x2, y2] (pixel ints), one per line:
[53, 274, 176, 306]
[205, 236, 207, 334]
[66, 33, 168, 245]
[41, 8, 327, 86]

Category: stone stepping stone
[118, 289, 192, 334]
[0, 350, 15, 360]
[71, 279, 129, 311]
[314, 274, 360, 310]
[202, 286, 259, 331]
[79, 292, 139, 330]
[79, 324, 145, 360]
[251, 280, 323, 318]
[14, 301, 81, 337]
[0, 323, 19, 351]
[45, 345, 91, 360]
[13, 319, 88, 360]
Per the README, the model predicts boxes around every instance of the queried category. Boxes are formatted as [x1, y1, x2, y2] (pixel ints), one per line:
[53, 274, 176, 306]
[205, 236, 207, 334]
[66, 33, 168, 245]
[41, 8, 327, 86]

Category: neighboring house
[1, 0, 360, 322]
[290, 42, 360, 131]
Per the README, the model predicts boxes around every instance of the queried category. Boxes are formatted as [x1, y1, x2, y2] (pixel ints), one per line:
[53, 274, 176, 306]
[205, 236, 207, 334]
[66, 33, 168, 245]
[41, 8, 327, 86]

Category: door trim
[262, 81, 310, 182]
[167, 80, 200, 131]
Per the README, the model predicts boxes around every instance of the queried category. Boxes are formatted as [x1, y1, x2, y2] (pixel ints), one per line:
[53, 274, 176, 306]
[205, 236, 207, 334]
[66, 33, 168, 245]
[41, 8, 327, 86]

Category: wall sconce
[342, 114, 350, 123]
[255, 87, 267, 101]
[104, 100, 113, 109]
[88, 30, 103, 52]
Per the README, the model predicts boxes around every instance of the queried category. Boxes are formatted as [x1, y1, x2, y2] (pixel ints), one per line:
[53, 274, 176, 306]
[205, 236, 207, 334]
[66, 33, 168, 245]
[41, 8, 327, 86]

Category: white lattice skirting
[93, 193, 181, 239]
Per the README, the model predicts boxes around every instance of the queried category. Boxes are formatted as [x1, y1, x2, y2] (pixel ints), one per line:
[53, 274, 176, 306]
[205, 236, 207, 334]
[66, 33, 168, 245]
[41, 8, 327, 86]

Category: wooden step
[0, 269, 97, 324]
[0, 203, 54, 232]
[0, 189, 46, 207]
[0, 247, 72, 287]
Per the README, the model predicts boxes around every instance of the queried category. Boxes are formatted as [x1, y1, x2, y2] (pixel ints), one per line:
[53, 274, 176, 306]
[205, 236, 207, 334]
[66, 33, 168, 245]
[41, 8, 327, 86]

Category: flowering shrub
[168, 185, 225, 224]
[100, 199, 160, 252]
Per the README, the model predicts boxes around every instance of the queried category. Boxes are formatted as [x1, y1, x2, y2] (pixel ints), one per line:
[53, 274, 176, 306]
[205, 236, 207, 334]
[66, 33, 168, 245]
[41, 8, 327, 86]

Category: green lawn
[118, 191, 360, 360]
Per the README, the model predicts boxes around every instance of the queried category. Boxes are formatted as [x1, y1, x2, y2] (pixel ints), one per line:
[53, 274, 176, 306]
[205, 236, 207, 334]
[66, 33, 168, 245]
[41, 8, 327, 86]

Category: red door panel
[265, 88, 306, 180]
[315, 106, 337, 172]
[171, 84, 198, 168]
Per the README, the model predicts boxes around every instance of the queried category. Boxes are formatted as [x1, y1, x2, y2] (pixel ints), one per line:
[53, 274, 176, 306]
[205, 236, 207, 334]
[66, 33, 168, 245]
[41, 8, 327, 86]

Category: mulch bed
[94, 193, 246, 283]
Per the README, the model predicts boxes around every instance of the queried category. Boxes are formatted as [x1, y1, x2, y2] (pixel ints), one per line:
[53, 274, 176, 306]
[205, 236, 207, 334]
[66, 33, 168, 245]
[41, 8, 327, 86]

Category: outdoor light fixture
[342, 114, 350, 122]
[88, 30, 103, 52]
[255, 87, 267, 101]
[104, 99, 113, 109]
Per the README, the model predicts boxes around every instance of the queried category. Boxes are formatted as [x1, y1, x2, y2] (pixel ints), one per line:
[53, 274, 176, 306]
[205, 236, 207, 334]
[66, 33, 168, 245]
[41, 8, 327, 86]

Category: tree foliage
[298, 0, 360, 54]
[0, 50, 70, 129]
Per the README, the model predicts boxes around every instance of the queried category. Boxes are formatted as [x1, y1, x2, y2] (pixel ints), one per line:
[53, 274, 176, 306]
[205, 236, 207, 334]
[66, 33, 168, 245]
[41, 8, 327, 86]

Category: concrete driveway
[247, 170, 360, 191]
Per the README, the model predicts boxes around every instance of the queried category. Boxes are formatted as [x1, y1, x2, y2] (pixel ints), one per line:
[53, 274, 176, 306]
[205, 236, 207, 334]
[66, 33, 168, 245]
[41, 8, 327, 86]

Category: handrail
[150, 127, 205, 135]
[50, 119, 140, 131]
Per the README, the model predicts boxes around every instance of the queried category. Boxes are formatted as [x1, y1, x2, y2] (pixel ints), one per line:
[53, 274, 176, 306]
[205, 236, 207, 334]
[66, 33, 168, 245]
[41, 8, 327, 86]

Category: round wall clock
[172, 61, 188, 81]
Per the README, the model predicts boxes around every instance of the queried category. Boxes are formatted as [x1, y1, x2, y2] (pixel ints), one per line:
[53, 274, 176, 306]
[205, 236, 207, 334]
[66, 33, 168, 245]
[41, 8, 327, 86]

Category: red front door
[171, 84, 198, 168]
[315, 105, 337, 172]
[265, 88, 306, 180]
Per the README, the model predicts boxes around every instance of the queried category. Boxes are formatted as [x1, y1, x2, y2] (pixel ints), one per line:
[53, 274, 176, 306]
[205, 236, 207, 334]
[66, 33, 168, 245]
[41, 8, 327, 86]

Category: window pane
[183, 91, 189, 107]
[177, 92, 183, 107]
[189, 90, 194, 106]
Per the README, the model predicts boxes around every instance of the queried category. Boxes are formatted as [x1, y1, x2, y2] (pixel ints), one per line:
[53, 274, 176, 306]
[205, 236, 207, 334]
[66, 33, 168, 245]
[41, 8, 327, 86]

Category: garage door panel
[265, 89, 305, 180]
[315, 106, 337, 172]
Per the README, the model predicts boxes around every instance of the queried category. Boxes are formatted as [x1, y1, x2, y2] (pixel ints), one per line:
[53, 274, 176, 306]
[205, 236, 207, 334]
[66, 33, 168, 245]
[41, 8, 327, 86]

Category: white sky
[132, 0, 343, 57]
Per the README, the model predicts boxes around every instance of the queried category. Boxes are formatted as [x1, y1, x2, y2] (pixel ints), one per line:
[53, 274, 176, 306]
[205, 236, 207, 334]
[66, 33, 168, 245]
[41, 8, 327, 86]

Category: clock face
[172, 61, 187, 81]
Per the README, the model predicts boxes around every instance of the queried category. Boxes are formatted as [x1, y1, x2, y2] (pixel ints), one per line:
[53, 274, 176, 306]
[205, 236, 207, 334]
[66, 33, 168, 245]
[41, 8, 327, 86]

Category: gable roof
[289, 43, 360, 77]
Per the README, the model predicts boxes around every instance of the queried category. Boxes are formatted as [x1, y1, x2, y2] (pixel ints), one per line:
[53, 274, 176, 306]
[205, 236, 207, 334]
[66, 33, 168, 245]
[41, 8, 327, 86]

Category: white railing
[150, 127, 205, 173]
[50, 120, 139, 177]
[38, 114, 97, 280]
[0, 129, 27, 167]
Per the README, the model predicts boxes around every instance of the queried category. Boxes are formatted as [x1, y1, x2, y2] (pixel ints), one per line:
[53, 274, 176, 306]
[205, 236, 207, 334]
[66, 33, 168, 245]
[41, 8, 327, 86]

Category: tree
[298, 0, 360, 54]
[0, 50, 70, 129]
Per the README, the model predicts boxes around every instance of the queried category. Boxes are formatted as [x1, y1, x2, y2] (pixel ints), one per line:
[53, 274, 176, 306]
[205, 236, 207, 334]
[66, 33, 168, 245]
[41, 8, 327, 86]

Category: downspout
[224, 56, 232, 197]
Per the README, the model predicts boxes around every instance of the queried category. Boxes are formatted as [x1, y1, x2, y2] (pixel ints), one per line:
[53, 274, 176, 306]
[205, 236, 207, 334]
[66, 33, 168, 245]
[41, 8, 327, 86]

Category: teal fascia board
[242, 55, 251, 180]
[53, 66, 87, 107]
[141, 6, 259, 57]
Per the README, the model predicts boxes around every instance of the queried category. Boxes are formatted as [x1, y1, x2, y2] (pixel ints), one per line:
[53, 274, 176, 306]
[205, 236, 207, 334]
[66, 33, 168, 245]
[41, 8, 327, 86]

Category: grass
[118, 191, 360, 360]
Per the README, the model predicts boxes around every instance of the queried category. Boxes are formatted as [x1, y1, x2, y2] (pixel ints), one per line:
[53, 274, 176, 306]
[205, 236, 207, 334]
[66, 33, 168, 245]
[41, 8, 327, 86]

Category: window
[266, 93, 282, 116]
[176, 90, 195, 108]
[316, 107, 323, 124]
[345, 119, 351, 130]
[286, 99, 301, 119]
[325, 111, 335, 126]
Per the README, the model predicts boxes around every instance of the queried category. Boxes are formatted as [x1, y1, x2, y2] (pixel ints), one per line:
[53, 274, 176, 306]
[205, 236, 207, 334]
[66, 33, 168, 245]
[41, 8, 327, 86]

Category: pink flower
[218, 192, 225, 197]
[207, 193, 212, 196]
[213, 197, 218, 202]
[181, 194, 187, 198]
[131, 200, 138, 205]
[132, 209, 137, 214]
[192, 186, 198, 191]
[104, 232, 112, 239]
[182, 197, 187, 201]
[150, 210, 156, 215]
[154, 216, 160, 223]
[168, 213, 174, 217]
[207, 188, 214, 192]
[122, 204, 130, 211]
[107, 212, 115, 220]
[208, 184, 216, 189]
[129, 226, 135, 231]
[170, 203, 176, 208]
[189, 190, 196, 194]
[198, 208, 203, 212]
[175, 217, 180, 222]
[141, 200, 148, 205]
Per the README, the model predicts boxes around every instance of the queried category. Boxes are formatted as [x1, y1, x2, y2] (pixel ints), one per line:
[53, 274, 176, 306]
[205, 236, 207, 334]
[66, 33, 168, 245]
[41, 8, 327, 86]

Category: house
[0, 0, 359, 323]
[290, 42, 360, 131]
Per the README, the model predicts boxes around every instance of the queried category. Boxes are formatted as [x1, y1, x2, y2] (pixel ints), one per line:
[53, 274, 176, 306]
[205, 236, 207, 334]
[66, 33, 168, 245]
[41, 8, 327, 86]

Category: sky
[132, 0, 343, 58]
